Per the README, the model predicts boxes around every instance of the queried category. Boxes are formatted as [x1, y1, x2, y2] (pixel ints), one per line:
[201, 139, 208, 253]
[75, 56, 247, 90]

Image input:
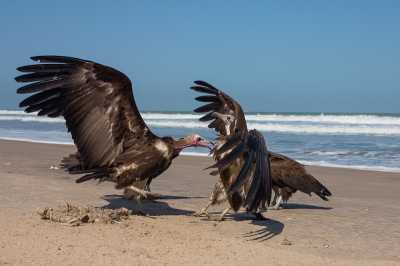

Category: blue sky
[1, 1, 399, 113]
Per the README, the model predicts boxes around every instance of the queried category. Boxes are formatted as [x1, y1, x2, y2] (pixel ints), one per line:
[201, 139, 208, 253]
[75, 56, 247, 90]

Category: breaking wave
[299, 160, 400, 173]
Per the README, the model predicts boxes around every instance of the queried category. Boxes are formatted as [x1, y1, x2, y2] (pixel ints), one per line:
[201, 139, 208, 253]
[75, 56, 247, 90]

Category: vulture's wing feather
[269, 151, 332, 200]
[16, 56, 158, 172]
[214, 134, 243, 156]
[225, 130, 271, 212]
[204, 141, 247, 171]
[229, 148, 255, 194]
[191, 80, 247, 134]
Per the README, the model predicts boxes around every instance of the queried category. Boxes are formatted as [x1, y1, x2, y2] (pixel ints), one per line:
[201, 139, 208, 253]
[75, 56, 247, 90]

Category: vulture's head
[211, 112, 235, 135]
[190, 134, 214, 149]
[175, 134, 213, 150]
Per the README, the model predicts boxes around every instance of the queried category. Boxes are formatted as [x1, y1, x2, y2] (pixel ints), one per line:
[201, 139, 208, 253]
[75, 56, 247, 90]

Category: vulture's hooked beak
[198, 139, 214, 150]
[211, 112, 224, 120]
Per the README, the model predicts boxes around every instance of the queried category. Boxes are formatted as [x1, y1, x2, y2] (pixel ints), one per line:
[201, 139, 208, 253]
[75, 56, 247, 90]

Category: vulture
[15, 56, 213, 214]
[190, 82, 332, 213]
[189, 81, 272, 221]
[266, 151, 332, 210]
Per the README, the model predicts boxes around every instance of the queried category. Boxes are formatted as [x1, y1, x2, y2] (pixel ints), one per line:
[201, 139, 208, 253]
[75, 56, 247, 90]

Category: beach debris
[281, 235, 292, 245]
[324, 244, 329, 248]
[4, 162, 11, 165]
[37, 202, 132, 226]
[50, 165, 59, 169]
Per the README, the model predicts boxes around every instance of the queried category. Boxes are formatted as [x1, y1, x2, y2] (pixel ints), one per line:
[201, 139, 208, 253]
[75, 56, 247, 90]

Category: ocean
[1, 110, 399, 173]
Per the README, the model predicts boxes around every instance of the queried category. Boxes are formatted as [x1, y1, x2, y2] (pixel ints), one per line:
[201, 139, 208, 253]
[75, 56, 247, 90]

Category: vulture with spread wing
[15, 56, 213, 214]
[189, 81, 272, 221]
[189, 81, 331, 213]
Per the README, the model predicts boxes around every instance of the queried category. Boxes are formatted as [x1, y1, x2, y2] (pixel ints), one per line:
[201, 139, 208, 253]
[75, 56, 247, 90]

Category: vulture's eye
[197, 137, 202, 141]
[227, 116, 231, 120]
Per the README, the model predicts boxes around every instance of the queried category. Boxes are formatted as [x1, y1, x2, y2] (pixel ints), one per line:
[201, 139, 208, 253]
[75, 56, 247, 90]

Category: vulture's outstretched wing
[16, 56, 158, 172]
[269, 151, 332, 201]
[191, 80, 247, 135]
[206, 130, 272, 212]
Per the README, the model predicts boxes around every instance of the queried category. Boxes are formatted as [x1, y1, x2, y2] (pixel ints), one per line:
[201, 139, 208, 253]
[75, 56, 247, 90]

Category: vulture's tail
[60, 153, 110, 183]
[311, 177, 332, 201]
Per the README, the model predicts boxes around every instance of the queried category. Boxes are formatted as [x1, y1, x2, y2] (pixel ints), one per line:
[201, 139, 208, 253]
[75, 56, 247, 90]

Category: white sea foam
[137, 113, 400, 125]
[0, 115, 65, 123]
[245, 114, 400, 125]
[7, 110, 400, 125]
[2, 113, 400, 136]
[299, 151, 362, 156]
[145, 121, 209, 129]
[141, 113, 202, 120]
[299, 160, 400, 173]
[246, 122, 400, 136]
[0, 110, 37, 115]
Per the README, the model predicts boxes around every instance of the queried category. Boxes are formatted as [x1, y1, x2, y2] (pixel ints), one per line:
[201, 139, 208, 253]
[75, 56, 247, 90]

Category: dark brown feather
[191, 80, 248, 134]
[269, 151, 332, 201]
[15, 56, 179, 190]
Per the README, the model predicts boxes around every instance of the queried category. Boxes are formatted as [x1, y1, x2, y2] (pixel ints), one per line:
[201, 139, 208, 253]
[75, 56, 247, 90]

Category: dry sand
[0, 139, 399, 265]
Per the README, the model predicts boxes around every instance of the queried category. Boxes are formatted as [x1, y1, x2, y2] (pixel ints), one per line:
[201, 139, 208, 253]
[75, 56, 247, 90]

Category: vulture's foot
[134, 195, 149, 216]
[267, 196, 283, 210]
[209, 206, 231, 222]
[209, 215, 226, 222]
[252, 212, 268, 220]
[127, 185, 163, 200]
[267, 205, 283, 210]
[143, 191, 163, 200]
[187, 210, 212, 219]
[187, 201, 213, 218]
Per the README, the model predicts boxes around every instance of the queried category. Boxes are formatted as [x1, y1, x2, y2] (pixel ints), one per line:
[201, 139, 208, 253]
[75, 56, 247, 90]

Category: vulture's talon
[253, 212, 268, 220]
[211, 216, 225, 222]
[267, 205, 282, 210]
[187, 210, 212, 219]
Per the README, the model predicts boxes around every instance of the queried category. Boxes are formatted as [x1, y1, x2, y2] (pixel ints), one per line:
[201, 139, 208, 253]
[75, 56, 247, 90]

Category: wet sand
[0, 139, 399, 265]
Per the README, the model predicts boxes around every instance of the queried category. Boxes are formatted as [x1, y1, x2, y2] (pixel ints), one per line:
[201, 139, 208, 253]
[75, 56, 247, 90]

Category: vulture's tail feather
[60, 153, 110, 184]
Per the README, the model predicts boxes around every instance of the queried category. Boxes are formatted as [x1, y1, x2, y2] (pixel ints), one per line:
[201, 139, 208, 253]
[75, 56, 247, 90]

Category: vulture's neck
[173, 135, 193, 150]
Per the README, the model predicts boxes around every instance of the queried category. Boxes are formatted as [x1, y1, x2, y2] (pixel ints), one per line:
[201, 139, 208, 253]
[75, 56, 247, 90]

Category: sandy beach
[0, 139, 399, 265]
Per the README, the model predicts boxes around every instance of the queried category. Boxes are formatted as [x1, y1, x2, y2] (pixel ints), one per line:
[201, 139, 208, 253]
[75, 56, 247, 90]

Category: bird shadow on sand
[279, 203, 332, 210]
[226, 212, 284, 242]
[99, 194, 204, 216]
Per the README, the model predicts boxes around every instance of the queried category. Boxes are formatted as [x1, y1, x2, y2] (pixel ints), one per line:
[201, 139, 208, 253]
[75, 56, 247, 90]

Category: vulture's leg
[211, 205, 231, 222]
[187, 200, 213, 218]
[143, 184, 163, 200]
[270, 190, 279, 206]
[134, 195, 148, 215]
[268, 196, 283, 210]
[128, 185, 162, 200]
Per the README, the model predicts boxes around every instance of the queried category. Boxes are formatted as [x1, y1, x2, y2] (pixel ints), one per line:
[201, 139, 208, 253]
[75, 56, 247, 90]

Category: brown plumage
[267, 151, 332, 209]
[188, 81, 332, 217]
[15, 56, 212, 214]
[189, 81, 272, 221]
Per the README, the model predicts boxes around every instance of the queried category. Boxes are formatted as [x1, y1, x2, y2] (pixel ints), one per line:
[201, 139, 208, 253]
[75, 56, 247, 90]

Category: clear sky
[1, 1, 399, 113]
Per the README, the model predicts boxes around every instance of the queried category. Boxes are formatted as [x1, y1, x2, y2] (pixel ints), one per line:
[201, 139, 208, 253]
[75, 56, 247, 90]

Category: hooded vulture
[189, 80, 272, 221]
[189, 82, 332, 213]
[15, 56, 213, 214]
[266, 151, 332, 209]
